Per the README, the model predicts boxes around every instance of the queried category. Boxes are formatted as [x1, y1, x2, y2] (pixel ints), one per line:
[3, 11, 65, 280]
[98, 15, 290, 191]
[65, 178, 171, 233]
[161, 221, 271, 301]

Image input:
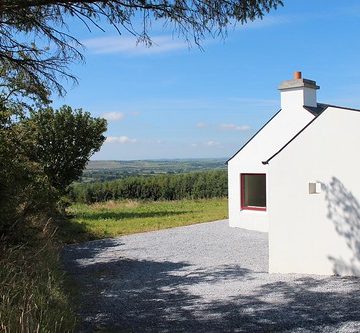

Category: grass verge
[0, 224, 76, 333]
[61, 198, 228, 243]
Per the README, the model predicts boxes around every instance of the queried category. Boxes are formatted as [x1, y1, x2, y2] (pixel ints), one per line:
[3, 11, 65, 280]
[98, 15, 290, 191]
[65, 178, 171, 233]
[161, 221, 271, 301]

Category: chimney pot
[294, 71, 302, 79]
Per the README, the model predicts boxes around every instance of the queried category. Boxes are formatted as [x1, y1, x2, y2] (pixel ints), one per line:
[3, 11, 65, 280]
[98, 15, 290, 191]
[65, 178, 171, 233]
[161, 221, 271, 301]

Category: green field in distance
[82, 158, 227, 182]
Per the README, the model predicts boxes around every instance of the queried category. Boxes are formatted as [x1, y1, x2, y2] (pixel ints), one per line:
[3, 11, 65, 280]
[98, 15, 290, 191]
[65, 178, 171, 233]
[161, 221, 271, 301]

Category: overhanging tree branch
[0, 0, 283, 104]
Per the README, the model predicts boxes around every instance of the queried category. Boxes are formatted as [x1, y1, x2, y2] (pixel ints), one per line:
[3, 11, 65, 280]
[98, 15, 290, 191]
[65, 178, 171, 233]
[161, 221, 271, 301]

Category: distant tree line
[70, 170, 228, 203]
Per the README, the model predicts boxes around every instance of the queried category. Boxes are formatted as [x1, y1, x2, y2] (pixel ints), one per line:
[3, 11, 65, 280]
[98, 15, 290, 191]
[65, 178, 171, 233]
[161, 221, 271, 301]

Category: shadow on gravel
[210, 276, 360, 332]
[63, 238, 360, 332]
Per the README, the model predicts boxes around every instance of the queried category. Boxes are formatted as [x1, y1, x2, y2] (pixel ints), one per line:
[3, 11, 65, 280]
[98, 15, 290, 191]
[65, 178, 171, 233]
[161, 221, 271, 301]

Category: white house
[228, 72, 360, 276]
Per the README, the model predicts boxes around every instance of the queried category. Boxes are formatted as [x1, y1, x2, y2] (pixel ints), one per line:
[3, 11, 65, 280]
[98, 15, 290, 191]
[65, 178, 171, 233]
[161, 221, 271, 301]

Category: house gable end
[263, 105, 360, 165]
[226, 109, 281, 164]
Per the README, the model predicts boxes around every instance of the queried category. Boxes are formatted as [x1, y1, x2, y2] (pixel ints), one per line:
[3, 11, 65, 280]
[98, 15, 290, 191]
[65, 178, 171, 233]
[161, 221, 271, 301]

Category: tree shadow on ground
[55, 215, 102, 243]
[63, 238, 360, 332]
[324, 177, 360, 275]
[212, 275, 360, 332]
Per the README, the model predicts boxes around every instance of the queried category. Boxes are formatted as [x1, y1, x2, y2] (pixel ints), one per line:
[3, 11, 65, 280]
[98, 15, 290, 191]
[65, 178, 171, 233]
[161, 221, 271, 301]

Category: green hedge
[70, 170, 228, 203]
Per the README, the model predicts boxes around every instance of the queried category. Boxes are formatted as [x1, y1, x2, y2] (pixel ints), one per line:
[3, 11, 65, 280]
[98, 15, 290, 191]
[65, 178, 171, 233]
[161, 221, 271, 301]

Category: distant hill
[82, 158, 227, 182]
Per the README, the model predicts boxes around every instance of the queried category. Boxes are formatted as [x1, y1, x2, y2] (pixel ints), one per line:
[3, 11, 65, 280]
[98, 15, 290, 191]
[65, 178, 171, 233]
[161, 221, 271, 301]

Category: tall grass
[0, 224, 76, 332]
[61, 198, 228, 242]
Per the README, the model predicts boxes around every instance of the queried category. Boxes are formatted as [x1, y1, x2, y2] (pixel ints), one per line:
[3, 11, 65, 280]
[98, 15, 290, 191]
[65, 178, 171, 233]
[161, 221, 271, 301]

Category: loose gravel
[62, 220, 360, 332]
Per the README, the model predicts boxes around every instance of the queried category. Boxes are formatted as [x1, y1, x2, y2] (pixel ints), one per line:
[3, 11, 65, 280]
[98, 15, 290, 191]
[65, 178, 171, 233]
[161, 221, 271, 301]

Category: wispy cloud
[111, 97, 278, 115]
[83, 35, 188, 55]
[226, 97, 278, 108]
[106, 136, 137, 144]
[102, 112, 125, 121]
[220, 123, 251, 131]
[206, 140, 220, 147]
[145, 139, 164, 144]
[239, 15, 291, 30]
[191, 141, 222, 148]
[196, 122, 208, 128]
[129, 111, 140, 116]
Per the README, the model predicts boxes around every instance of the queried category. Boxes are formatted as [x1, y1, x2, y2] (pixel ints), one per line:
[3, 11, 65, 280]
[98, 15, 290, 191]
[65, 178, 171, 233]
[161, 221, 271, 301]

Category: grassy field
[82, 158, 226, 182]
[62, 198, 228, 243]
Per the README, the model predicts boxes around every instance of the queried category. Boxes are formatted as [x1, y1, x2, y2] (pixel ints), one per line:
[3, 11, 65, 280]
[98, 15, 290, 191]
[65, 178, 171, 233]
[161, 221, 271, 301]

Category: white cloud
[83, 35, 188, 55]
[130, 111, 140, 116]
[220, 123, 251, 131]
[106, 136, 137, 144]
[196, 122, 208, 128]
[102, 112, 125, 121]
[191, 141, 222, 147]
[226, 97, 278, 108]
[206, 140, 220, 147]
[240, 15, 291, 30]
[144, 139, 165, 144]
[112, 97, 278, 115]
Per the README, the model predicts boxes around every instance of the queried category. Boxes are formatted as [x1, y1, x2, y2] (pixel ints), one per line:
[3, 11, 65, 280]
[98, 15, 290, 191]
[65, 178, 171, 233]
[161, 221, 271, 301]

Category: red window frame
[240, 173, 266, 211]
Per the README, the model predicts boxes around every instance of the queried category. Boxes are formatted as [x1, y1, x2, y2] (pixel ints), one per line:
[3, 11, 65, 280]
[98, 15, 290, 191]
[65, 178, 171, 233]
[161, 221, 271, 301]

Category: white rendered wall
[228, 158, 269, 232]
[228, 102, 314, 232]
[268, 107, 360, 276]
[280, 87, 317, 109]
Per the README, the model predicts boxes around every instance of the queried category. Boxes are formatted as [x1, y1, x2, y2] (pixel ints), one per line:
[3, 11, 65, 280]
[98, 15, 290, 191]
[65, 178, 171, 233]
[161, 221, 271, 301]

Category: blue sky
[53, 1, 360, 160]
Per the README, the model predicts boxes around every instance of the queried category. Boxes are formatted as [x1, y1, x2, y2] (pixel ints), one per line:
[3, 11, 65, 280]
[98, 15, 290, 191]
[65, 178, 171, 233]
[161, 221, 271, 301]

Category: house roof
[303, 103, 328, 116]
[225, 109, 281, 164]
[227, 103, 360, 165]
[262, 103, 360, 165]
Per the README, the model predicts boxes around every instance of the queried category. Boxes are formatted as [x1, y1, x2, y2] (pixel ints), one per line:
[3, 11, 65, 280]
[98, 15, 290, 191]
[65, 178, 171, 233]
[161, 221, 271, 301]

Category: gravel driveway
[62, 220, 360, 332]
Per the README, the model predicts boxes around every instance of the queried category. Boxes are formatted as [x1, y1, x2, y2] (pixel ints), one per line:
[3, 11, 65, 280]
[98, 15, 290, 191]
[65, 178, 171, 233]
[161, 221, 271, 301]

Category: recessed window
[241, 174, 266, 211]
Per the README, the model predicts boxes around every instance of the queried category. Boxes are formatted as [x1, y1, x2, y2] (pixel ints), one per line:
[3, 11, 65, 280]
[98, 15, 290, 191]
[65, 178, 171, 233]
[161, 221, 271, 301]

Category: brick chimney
[279, 72, 319, 109]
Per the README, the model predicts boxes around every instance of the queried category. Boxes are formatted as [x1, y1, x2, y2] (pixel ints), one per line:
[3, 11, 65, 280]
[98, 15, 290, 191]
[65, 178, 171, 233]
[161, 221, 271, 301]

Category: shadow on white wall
[325, 177, 360, 276]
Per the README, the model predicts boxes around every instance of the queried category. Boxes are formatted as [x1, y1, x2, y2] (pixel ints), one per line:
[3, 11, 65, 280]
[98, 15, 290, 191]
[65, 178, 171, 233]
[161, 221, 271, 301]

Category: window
[241, 174, 266, 211]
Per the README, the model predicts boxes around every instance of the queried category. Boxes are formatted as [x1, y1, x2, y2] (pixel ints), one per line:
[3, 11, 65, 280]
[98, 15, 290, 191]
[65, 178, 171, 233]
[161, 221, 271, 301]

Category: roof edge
[262, 110, 326, 165]
[229, 102, 360, 166]
[226, 109, 281, 164]
[320, 103, 360, 112]
[263, 103, 360, 164]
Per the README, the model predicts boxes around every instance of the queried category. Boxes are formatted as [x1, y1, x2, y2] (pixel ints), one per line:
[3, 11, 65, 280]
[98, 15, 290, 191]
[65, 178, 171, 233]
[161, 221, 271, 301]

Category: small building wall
[268, 107, 360, 276]
[228, 106, 314, 232]
[228, 158, 269, 232]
